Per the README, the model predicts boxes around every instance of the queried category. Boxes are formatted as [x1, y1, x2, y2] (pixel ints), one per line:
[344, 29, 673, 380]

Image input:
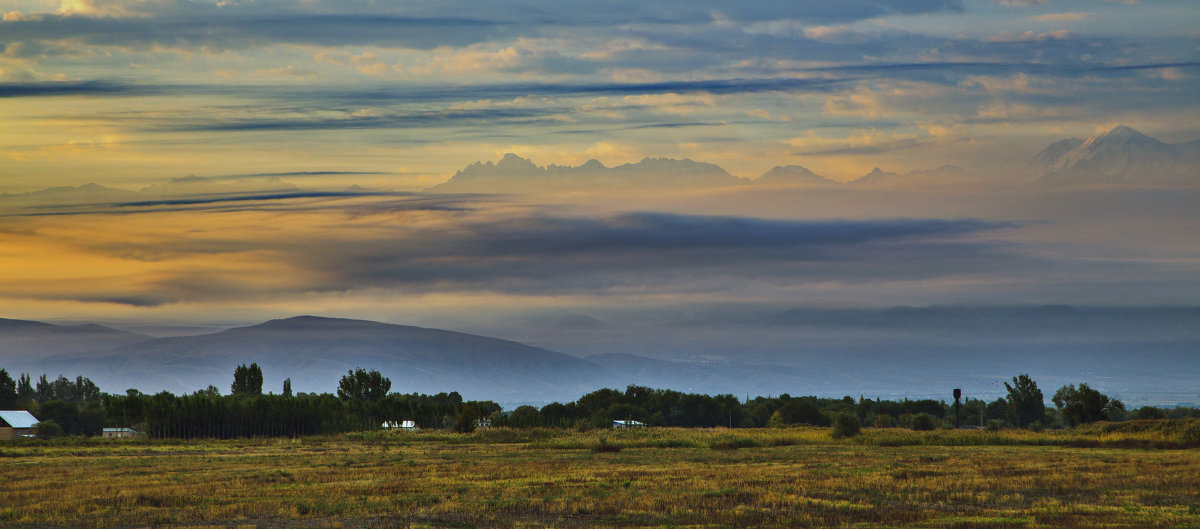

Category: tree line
[1, 367, 1196, 439]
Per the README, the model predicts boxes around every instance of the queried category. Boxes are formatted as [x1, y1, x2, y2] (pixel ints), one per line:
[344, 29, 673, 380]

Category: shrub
[1133, 406, 1168, 421]
[910, 413, 937, 431]
[985, 419, 1005, 432]
[832, 413, 861, 439]
[35, 420, 63, 439]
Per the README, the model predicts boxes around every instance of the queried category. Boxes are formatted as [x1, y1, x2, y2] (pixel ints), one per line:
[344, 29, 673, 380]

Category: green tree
[0, 369, 17, 409]
[16, 373, 33, 401]
[282, 378, 293, 397]
[1004, 374, 1045, 428]
[454, 403, 480, 433]
[38, 400, 80, 435]
[508, 405, 541, 428]
[337, 368, 391, 403]
[34, 374, 53, 402]
[231, 363, 263, 396]
[1052, 383, 1123, 427]
[768, 399, 829, 427]
[831, 412, 861, 438]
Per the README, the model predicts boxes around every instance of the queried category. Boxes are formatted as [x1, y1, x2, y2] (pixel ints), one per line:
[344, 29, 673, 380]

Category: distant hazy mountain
[753, 165, 837, 186]
[1036, 125, 1199, 185]
[8, 307, 1200, 406]
[585, 353, 827, 397]
[767, 305, 1200, 334]
[0, 318, 149, 364]
[0, 176, 301, 210]
[845, 166, 978, 187]
[0, 183, 138, 206]
[849, 167, 901, 185]
[428, 154, 743, 193]
[40, 316, 618, 403]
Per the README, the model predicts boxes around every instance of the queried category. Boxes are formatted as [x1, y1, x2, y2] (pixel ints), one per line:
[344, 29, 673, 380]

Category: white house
[612, 419, 645, 429]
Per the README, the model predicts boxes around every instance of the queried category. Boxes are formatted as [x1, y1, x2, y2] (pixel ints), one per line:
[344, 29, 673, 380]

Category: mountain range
[4, 126, 1194, 204]
[1035, 125, 1200, 185]
[427, 155, 982, 192]
[4, 307, 1200, 406]
[427, 125, 1197, 193]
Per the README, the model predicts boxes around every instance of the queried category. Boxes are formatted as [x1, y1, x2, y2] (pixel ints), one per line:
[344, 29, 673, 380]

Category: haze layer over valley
[1, 125, 1197, 407]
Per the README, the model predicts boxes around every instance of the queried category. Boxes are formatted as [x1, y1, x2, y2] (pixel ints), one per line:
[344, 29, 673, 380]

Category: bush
[873, 414, 896, 428]
[1133, 406, 1168, 421]
[831, 413, 861, 439]
[35, 420, 63, 439]
[985, 419, 1005, 432]
[910, 413, 937, 431]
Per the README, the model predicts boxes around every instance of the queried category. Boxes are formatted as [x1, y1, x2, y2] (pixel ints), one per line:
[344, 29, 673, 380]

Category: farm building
[0, 410, 39, 440]
[102, 427, 139, 439]
[381, 420, 417, 430]
[612, 419, 645, 429]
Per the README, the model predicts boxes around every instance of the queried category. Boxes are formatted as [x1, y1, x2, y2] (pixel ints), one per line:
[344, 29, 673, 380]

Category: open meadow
[2, 423, 1199, 529]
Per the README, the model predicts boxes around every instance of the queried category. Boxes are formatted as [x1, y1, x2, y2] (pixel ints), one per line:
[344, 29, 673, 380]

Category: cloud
[0, 80, 162, 97]
[253, 66, 318, 78]
[0, 188, 1019, 306]
[786, 129, 932, 156]
[984, 30, 1071, 43]
[993, 0, 1047, 6]
[0, 13, 510, 52]
[232, 212, 1017, 298]
[1025, 12, 1092, 23]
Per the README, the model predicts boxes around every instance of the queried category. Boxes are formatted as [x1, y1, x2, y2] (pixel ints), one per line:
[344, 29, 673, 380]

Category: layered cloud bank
[1, 164, 1198, 328]
[1, 0, 1198, 189]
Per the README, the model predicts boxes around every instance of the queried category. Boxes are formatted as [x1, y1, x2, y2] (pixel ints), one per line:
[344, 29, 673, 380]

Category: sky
[1, 0, 1199, 330]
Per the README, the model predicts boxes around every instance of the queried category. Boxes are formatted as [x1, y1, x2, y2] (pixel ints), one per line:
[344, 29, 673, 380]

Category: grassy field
[2, 422, 1199, 528]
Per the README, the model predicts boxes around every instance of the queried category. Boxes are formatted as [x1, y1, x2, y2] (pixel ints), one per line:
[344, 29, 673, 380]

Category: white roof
[0, 410, 39, 429]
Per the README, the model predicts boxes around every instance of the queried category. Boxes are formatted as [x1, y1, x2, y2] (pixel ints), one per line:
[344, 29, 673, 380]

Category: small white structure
[612, 419, 645, 429]
[0, 410, 39, 440]
[102, 427, 139, 439]
[382, 420, 417, 430]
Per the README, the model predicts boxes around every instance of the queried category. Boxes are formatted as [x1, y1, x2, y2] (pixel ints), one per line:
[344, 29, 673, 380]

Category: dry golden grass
[1, 425, 1198, 528]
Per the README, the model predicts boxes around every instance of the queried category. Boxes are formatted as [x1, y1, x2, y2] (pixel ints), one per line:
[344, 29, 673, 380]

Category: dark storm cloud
[144, 108, 570, 133]
[284, 213, 1020, 296]
[0, 76, 848, 102]
[45, 190, 1019, 304]
[3, 190, 475, 218]
[0, 80, 165, 98]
